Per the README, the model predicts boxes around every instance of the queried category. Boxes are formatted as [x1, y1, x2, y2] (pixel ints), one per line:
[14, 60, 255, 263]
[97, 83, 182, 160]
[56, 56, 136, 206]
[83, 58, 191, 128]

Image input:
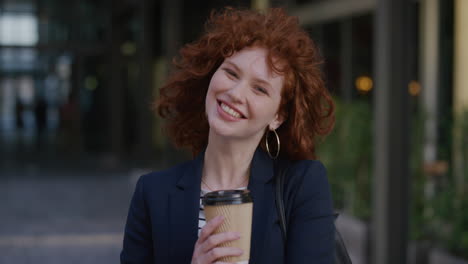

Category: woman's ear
[269, 114, 284, 130]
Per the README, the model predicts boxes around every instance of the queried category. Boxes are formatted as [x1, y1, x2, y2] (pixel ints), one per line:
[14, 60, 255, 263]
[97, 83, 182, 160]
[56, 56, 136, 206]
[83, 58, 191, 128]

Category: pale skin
[191, 47, 285, 264]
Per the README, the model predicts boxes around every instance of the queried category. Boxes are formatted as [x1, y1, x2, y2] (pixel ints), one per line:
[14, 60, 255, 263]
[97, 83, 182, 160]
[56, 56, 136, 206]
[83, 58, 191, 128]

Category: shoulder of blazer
[281, 159, 330, 211]
[282, 159, 327, 187]
[136, 159, 195, 193]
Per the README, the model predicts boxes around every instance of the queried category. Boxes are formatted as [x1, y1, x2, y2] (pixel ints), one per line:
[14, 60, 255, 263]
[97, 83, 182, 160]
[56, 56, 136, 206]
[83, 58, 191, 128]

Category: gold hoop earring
[265, 129, 280, 159]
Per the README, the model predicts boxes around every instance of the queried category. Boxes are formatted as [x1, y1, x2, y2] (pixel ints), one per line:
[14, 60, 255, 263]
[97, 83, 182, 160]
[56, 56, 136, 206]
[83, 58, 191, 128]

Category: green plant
[432, 110, 468, 259]
[319, 99, 468, 259]
[408, 107, 428, 241]
[317, 99, 372, 220]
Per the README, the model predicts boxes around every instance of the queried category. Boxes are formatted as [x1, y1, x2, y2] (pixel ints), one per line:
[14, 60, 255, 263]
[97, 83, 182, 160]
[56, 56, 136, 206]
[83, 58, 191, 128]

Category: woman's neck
[202, 132, 259, 191]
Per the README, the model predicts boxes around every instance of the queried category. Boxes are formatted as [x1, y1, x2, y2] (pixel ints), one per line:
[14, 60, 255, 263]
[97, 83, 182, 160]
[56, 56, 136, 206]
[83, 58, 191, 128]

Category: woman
[121, 7, 335, 264]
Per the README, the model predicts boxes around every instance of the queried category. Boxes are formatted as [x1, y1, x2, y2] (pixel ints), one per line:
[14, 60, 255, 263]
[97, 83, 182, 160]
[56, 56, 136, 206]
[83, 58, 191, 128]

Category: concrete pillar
[108, 1, 125, 158]
[134, 0, 155, 159]
[340, 19, 353, 102]
[290, 0, 375, 26]
[453, 0, 468, 114]
[157, 0, 183, 163]
[420, 0, 440, 164]
[161, 0, 181, 62]
[372, 0, 411, 263]
[453, 0, 468, 190]
[252, 0, 269, 10]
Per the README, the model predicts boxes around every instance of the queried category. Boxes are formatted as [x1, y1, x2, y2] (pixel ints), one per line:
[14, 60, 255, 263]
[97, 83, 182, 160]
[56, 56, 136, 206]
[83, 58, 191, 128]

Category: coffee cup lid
[202, 189, 253, 206]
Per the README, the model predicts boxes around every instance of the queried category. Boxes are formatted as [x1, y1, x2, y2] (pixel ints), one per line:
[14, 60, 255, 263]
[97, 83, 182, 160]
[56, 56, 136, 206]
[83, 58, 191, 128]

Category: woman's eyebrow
[224, 60, 241, 72]
[224, 60, 272, 88]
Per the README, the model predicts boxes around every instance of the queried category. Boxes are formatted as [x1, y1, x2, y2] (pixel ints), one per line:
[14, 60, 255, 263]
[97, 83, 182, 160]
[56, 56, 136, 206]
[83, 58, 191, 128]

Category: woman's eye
[224, 68, 238, 78]
[255, 86, 268, 94]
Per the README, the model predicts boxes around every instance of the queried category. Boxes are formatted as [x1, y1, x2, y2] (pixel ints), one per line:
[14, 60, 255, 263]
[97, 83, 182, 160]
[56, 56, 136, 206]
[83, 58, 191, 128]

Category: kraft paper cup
[202, 189, 253, 263]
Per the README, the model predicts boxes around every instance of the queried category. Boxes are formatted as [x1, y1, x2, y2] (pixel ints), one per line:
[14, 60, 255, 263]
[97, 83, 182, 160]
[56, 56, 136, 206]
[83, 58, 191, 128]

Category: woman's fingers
[205, 247, 244, 263]
[200, 231, 240, 253]
[192, 215, 244, 264]
[198, 215, 224, 244]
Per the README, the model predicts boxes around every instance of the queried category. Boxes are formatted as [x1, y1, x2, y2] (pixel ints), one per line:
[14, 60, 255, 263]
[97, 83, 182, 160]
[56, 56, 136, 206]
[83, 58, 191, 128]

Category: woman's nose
[226, 81, 247, 104]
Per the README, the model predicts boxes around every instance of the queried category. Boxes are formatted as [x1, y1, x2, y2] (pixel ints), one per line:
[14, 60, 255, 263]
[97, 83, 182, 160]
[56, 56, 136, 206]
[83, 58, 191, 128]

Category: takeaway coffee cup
[202, 189, 253, 263]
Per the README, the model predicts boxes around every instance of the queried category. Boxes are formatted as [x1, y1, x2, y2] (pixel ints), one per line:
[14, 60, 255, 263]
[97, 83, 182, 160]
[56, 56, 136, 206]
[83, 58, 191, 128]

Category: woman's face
[205, 46, 284, 142]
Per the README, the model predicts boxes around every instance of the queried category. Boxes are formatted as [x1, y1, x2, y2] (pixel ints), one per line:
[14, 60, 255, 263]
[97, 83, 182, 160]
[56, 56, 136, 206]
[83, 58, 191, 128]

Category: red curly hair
[156, 7, 334, 160]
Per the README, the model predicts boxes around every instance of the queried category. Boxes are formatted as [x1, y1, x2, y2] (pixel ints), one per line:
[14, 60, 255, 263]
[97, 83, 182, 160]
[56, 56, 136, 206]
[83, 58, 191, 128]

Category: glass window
[0, 13, 38, 46]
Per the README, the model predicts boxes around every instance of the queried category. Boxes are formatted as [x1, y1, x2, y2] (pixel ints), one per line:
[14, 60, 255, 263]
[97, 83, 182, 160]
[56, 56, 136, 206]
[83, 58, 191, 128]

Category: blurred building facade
[1, 0, 463, 165]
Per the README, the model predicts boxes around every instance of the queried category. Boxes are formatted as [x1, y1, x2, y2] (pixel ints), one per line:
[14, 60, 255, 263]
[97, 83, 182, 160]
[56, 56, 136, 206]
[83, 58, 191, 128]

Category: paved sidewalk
[1, 165, 365, 264]
[0, 168, 147, 264]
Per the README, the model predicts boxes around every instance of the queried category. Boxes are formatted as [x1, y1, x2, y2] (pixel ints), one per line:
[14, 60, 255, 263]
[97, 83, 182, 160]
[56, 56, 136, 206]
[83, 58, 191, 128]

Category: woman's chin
[209, 125, 238, 139]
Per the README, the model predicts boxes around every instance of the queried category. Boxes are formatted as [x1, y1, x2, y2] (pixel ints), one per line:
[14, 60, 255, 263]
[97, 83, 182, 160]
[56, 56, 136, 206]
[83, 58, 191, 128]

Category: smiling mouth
[218, 100, 246, 119]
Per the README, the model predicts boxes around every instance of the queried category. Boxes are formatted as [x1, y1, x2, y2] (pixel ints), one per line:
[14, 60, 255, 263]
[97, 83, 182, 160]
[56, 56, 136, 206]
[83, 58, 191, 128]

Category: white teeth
[221, 103, 242, 118]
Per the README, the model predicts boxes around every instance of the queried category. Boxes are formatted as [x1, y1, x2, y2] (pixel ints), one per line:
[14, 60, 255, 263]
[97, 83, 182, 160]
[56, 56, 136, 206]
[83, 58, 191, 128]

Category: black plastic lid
[202, 189, 253, 206]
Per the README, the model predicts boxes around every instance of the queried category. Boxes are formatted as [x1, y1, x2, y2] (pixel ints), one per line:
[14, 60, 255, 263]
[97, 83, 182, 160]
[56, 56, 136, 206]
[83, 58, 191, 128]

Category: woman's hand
[191, 215, 243, 264]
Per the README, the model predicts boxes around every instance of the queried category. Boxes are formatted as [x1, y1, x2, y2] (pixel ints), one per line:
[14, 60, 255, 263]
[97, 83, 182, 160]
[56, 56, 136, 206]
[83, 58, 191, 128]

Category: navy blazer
[121, 148, 335, 263]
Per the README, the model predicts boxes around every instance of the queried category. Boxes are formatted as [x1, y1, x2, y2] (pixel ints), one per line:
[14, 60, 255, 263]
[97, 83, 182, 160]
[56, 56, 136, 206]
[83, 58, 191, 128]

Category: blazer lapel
[168, 152, 204, 263]
[248, 148, 276, 263]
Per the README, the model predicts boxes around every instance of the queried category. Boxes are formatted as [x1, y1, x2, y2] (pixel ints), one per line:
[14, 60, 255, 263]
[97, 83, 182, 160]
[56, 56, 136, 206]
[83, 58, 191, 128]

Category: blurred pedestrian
[15, 97, 24, 130]
[34, 96, 47, 151]
[121, 7, 335, 264]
